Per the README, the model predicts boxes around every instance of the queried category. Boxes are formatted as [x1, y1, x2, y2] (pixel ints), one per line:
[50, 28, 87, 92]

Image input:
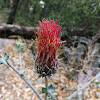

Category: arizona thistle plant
[34, 18, 62, 77]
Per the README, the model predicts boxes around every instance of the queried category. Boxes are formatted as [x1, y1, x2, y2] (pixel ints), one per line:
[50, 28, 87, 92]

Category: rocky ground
[0, 38, 100, 100]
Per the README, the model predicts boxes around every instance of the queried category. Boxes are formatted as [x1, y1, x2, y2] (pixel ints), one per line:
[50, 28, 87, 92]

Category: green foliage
[16, 38, 23, 53]
[44, 0, 100, 31]
[1, 0, 100, 35]
[15, 0, 42, 26]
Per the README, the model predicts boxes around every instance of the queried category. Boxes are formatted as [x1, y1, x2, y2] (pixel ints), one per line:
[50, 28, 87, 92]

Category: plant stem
[45, 76, 48, 100]
[6, 60, 43, 100]
[66, 72, 100, 100]
[19, 51, 22, 71]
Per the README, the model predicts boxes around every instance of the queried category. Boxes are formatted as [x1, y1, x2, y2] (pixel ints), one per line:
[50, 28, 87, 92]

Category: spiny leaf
[4, 53, 9, 60]
[0, 58, 8, 66]
[48, 84, 55, 93]
[42, 87, 46, 93]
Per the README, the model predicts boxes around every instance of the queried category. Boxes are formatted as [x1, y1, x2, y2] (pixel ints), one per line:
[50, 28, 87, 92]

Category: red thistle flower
[34, 18, 62, 77]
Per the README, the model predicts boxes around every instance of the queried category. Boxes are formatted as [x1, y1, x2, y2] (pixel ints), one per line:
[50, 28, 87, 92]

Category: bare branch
[66, 72, 100, 100]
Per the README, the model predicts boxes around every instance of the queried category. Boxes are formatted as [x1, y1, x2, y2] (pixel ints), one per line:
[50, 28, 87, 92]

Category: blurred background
[0, 0, 100, 37]
[0, 1, 100, 100]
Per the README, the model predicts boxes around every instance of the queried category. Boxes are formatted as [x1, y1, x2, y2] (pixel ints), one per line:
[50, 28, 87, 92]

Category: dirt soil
[0, 38, 100, 100]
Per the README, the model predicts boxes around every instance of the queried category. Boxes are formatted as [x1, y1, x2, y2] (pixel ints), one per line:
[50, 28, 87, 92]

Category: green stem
[19, 51, 22, 71]
[45, 76, 48, 100]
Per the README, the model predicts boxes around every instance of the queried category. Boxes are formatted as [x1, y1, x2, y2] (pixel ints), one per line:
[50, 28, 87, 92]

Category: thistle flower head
[34, 18, 62, 77]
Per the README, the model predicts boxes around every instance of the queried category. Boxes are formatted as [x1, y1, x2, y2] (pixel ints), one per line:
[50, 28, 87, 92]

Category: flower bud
[33, 18, 62, 77]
